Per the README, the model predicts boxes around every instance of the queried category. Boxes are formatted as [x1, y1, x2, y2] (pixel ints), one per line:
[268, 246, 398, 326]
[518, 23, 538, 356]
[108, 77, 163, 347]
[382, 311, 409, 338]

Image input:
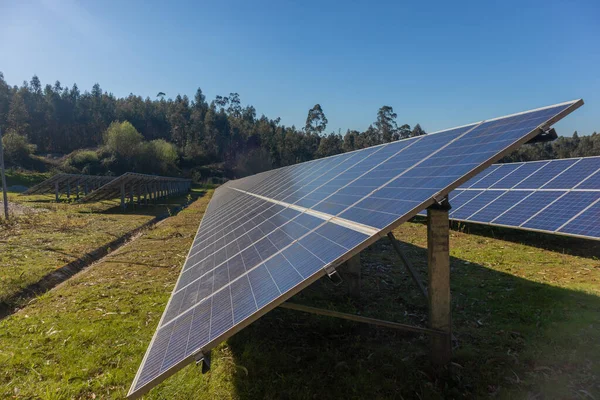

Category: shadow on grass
[95, 188, 206, 216]
[224, 239, 600, 399]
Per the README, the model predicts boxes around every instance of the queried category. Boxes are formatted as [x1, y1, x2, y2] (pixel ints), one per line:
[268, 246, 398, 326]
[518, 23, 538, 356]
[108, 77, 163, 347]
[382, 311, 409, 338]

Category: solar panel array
[128, 100, 583, 398]
[418, 157, 600, 240]
[22, 173, 115, 196]
[79, 172, 191, 203]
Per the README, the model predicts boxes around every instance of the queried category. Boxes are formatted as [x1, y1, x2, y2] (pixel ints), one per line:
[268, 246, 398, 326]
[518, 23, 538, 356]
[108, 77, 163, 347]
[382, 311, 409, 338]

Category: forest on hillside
[0, 73, 598, 179]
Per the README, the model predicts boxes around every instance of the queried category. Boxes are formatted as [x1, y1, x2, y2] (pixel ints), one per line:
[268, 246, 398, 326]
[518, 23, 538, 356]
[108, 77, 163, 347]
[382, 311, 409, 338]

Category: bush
[137, 139, 178, 175]
[64, 150, 101, 174]
[103, 121, 143, 159]
[2, 131, 36, 166]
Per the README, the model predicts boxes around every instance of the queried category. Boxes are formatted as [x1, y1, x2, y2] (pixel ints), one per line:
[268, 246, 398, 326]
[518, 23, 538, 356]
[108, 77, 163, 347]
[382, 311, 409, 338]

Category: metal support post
[120, 183, 126, 210]
[66, 182, 71, 199]
[387, 232, 428, 301]
[343, 254, 361, 298]
[0, 127, 7, 219]
[427, 199, 452, 366]
[55, 182, 60, 203]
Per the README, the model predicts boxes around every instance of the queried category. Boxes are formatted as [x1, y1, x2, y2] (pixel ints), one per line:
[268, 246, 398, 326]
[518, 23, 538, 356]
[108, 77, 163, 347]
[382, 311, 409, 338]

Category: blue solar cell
[264, 253, 302, 293]
[208, 288, 233, 340]
[491, 191, 563, 227]
[523, 191, 600, 231]
[451, 191, 506, 220]
[470, 164, 522, 188]
[543, 158, 600, 189]
[467, 191, 531, 223]
[281, 242, 326, 278]
[448, 190, 482, 211]
[460, 165, 501, 188]
[231, 276, 257, 324]
[558, 200, 600, 238]
[514, 159, 578, 189]
[248, 264, 280, 308]
[575, 160, 600, 189]
[298, 232, 348, 264]
[490, 162, 549, 189]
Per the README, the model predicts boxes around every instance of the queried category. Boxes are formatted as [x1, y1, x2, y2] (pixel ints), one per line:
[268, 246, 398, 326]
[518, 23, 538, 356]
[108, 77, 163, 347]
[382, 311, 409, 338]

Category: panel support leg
[427, 200, 452, 366]
[343, 254, 361, 298]
[120, 183, 126, 211]
[55, 182, 60, 202]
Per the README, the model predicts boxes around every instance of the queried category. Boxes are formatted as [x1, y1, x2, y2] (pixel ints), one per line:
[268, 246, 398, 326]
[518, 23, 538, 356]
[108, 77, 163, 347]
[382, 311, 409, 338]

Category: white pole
[0, 127, 8, 219]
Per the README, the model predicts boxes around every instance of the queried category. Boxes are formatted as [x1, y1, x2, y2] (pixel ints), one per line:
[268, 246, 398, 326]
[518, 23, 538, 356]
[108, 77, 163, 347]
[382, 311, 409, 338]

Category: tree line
[0, 73, 428, 177]
[0, 72, 598, 178]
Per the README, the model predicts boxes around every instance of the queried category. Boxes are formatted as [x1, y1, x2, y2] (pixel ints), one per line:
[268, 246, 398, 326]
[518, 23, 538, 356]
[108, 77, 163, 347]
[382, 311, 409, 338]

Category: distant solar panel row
[418, 157, 600, 240]
[22, 173, 115, 196]
[79, 172, 191, 203]
[129, 100, 583, 398]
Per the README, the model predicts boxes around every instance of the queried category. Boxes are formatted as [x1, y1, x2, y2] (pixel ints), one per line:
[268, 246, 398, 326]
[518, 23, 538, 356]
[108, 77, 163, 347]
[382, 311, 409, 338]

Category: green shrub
[65, 150, 101, 174]
[103, 121, 143, 159]
[2, 131, 36, 166]
[136, 139, 178, 174]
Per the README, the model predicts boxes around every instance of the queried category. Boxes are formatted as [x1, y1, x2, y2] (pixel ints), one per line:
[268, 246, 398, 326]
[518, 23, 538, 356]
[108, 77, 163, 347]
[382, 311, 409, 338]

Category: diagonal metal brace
[279, 302, 446, 336]
[387, 232, 428, 302]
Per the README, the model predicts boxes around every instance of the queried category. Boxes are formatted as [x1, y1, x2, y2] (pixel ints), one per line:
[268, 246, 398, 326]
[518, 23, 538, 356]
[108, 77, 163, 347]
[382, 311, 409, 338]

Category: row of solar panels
[23, 173, 115, 196]
[417, 156, 600, 239]
[129, 100, 584, 397]
[22, 172, 191, 203]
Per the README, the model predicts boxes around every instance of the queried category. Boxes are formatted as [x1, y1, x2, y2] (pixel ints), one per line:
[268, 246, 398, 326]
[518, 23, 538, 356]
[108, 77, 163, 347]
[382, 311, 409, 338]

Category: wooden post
[120, 183, 126, 210]
[0, 127, 8, 219]
[427, 200, 452, 366]
[344, 254, 361, 298]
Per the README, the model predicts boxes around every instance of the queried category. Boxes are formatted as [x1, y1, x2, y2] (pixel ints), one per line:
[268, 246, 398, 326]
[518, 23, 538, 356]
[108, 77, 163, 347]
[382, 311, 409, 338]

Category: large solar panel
[431, 156, 600, 240]
[128, 100, 583, 398]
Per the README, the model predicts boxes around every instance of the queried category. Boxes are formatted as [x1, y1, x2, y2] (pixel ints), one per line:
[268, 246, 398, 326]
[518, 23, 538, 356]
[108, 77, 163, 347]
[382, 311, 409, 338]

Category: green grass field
[0, 191, 598, 399]
[0, 181, 200, 310]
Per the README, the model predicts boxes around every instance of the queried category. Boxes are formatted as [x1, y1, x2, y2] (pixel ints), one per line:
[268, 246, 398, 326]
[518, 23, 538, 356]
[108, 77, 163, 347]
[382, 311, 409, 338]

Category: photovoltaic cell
[514, 159, 578, 189]
[489, 161, 548, 189]
[559, 200, 600, 238]
[129, 100, 583, 398]
[467, 191, 530, 223]
[469, 163, 522, 188]
[492, 191, 564, 227]
[523, 191, 600, 231]
[543, 158, 600, 189]
[439, 156, 599, 239]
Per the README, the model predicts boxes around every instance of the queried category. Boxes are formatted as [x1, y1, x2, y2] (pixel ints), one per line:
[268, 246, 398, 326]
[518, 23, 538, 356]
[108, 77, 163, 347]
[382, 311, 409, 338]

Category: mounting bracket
[194, 350, 211, 374]
[526, 127, 558, 144]
[429, 196, 452, 211]
[324, 265, 343, 286]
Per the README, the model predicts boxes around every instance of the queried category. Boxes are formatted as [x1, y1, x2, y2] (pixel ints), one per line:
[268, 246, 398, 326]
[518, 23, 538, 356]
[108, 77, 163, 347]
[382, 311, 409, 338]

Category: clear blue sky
[1, 0, 598, 136]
